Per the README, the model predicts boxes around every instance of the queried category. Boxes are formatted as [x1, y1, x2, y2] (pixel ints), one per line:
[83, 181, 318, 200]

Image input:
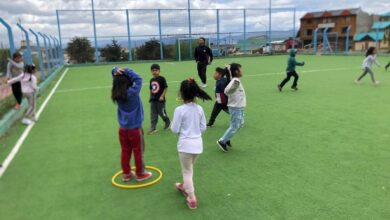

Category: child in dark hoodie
[277, 49, 305, 91]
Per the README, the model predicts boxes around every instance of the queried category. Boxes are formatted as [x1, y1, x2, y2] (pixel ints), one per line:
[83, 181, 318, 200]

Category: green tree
[100, 39, 123, 62]
[135, 39, 173, 60]
[136, 39, 161, 60]
[66, 37, 94, 63]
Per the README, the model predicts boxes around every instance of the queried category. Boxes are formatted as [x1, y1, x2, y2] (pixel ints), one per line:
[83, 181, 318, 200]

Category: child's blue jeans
[219, 107, 244, 144]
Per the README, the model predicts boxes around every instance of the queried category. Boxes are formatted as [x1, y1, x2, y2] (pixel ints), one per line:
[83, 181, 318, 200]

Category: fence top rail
[56, 7, 296, 12]
[60, 31, 271, 39]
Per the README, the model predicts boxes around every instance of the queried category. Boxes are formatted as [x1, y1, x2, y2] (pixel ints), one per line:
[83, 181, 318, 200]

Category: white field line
[0, 68, 70, 178]
[55, 67, 358, 94]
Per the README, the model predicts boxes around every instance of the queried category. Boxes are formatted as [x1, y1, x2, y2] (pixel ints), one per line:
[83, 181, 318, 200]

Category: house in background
[299, 8, 374, 52]
[354, 12, 390, 51]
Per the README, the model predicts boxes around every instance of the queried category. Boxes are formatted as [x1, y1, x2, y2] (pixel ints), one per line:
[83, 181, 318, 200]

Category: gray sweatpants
[23, 92, 36, 119]
[150, 101, 170, 129]
[358, 67, 376, 83]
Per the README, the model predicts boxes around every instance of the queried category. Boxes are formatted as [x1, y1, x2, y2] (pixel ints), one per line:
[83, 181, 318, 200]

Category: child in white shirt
[8, 64, 38, 125]
[356, 47, 381, 85]
[217, 63, 246, 152]
[171, 78, 212, 210]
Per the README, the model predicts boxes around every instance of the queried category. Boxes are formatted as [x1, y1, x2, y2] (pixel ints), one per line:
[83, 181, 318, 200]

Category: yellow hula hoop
[112, 165, 163, 189]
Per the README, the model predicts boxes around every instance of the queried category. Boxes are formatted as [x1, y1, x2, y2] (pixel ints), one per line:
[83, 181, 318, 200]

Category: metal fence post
[126, 9, 133, 61]
[50, 36, 59, 65]
[38, 32, 51, 74]
[313, 28, 318, 55]
[158, 9, 163, 60]
[29, 29, 45, 80]
[91, 0, 99, 63]
[16, 23, 33, 65]
[54, 37, 61, 64]
[345, 25, 351, 54]
[216, 9, 220, 56]
[44, 34, 55, 70]
[0, 18, 16, 56]
[56, 10, 65, 65]
[243, 9, 247, 55]
[269, 0, 272, 53]
[293, 8, 296, 49]
[188, 1, 192, 59]
[323, 27, 329, 53]
[376, 28, 379, 48]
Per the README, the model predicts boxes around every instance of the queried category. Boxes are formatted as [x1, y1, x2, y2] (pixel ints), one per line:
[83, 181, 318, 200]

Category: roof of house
[301, 8, 361, 19]
[354, 32, 385, 41]
[372, 21, 390, 29]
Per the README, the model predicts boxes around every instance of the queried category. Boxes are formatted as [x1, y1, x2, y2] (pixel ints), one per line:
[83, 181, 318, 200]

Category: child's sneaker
[122, 171, 135, 182]
[21, 118, 33, 125]
[226, 140, 232, 148]
[291, 86, 298, 91]
[354, 79, 361, 84]
[374, 81, 380, 86]
[136, 171, 153, 182]
[175, 183, 188, 197]
[206, 123, 213, 127]
[164, 121, 171, 130]
[277, 84, 282, 92]
[216, 140, 228, 152]
[148, 128, 157, 135]
[186, 197, 197, 210]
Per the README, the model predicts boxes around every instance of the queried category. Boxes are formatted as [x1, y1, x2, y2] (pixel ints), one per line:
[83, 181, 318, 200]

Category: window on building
[307, 20, 312, 24]
[327, 28, 333, 33]
[342, 27, 349, 34]
[305, 29, 313, 36]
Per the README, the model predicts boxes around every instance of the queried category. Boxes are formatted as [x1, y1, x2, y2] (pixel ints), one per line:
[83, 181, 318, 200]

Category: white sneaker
[374, 81, 380, 86]
[21, 118, 33, 125]
[354, 80, 361, 84]
[201, 84, 207, 88]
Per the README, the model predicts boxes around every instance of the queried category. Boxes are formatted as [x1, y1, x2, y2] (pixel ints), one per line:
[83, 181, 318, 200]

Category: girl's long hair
[111, 75, 133, 103]
[179, 78, 212, 102]
[221, 63, 242, 83]
[24, 64, 35, 81]
[366, 47, 376, 57]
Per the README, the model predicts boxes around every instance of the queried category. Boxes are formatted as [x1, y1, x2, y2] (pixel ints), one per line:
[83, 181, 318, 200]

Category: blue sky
[0, 0, 389, 46]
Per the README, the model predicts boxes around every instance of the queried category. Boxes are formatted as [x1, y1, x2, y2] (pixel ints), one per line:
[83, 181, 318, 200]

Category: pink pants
[179, 152, 199, 197]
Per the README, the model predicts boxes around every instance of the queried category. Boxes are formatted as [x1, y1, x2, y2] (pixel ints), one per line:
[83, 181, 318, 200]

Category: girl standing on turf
[111, 67, 152, 183]
[171, 78, 212, 209]
[216, 63, 246, 152]
[355, 47, 381, 85]
[7, 64, 38, 125]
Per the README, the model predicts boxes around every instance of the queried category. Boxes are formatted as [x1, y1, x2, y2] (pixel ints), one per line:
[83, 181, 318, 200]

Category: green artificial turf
[0, 55, 390, 220]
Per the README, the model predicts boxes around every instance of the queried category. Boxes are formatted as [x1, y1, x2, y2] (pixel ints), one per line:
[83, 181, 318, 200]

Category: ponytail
[179, 78, 212, 102]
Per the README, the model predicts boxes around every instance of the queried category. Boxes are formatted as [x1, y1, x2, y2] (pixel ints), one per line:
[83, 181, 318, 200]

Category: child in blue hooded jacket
[277, 49, 305, 91]
[111, 67, 152, 182]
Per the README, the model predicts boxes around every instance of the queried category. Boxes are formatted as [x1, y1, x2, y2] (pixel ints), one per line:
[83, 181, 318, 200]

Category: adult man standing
[194, 37, 213, 88]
